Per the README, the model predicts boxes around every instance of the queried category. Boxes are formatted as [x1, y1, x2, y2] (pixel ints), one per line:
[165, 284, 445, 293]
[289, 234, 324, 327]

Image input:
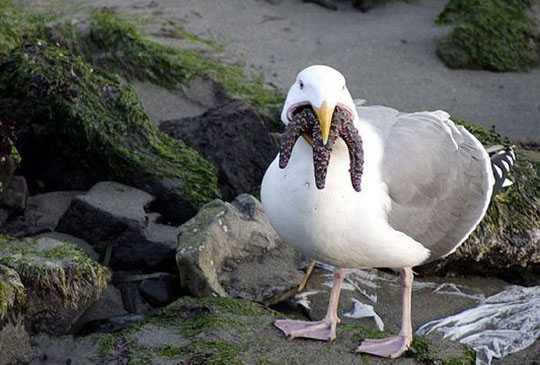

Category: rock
[160, 100, 279, 200]
[58, 182, 179, 272]
[74, 285, 128, 333]
[1, 190, 82, 237]
[59, 296, 476, 364]
[33, 232, 99, 261]
[0, 319, 33, 365]
[0, 264, 26, 320]
[78, 313, 146, 335]
[0, 40, 219, 224]
[176, 194, 304, 305]
[139, 273, 181, 307]
[303, 0, 338, 11]
[0, 120, 19, 196]
[0, 266, 29, 365]
[30, 333, 105, 365]
[0, 235, 110, 335]
[113, 271, 159, 314]
[0, 209, 9, 226]
[353, 0, 377, 12]
[0, 175, 28, 213]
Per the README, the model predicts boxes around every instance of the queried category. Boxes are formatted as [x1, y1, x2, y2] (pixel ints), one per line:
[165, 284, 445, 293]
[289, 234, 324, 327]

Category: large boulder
[0, 40, 219, 224]
[0, 234, 110, 335]
[58, 182, 180, 272]
[160, 101, 279, 200]
[176, 194, 304, 305]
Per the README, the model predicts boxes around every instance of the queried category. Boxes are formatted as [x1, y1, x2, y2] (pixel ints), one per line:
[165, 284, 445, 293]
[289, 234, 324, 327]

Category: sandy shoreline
[27, 0, 540, 141]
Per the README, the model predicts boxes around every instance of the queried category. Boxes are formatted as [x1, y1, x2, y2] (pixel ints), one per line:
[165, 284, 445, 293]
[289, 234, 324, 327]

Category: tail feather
[489, 146, 515, 193]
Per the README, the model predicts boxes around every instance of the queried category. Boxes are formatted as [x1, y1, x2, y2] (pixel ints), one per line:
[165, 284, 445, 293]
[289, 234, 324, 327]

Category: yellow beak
[314, 101, 334, 145]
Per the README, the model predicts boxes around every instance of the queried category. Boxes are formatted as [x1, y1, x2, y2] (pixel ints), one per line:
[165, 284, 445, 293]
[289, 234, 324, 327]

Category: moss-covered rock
[0, 234, 110, 334]
[49, 296, 474, 365]
[0, 264, 26, 320]
[0, 39, 220, 222]
[420, 121, 540, 277]
[0, 0, 48, 59]
[436, 0, 539, 71]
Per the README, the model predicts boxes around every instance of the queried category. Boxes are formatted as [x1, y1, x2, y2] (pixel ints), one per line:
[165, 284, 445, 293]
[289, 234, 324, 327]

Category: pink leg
[356, 267, 414, 358]
[274, 268, 345, 341]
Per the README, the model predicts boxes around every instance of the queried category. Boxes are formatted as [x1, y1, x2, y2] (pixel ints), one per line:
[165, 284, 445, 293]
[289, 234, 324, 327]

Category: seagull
[261, 65, 514, 358]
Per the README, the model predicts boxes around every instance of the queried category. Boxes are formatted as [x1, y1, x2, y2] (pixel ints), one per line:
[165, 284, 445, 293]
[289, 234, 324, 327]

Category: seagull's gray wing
[356, 103, 494, 261]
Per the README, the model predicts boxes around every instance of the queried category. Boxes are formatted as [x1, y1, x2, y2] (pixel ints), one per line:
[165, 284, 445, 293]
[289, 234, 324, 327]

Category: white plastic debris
[344, 298, 384, 331]
[294, 290, 321, 311]
[417, 286, 540, 365]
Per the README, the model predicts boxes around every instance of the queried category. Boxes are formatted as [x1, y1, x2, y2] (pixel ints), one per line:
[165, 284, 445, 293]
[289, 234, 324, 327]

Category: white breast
[261, 123, 430, 269]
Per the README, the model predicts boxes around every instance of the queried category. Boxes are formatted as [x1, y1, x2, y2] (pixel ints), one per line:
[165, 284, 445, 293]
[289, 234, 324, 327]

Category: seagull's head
[282, 65, 356, 145]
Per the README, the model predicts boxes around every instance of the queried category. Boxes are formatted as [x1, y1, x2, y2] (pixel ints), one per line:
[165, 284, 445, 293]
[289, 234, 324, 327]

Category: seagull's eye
[342, 84, 346, 91]
[299, 80, 304, 90]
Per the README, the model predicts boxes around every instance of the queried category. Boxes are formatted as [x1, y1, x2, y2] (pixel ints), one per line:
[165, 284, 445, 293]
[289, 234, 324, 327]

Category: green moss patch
[77, 9, 282, 111]
[0, 0, 49, 59]
[0, 264, 26, 320]
[0, 235, 109, 307]
[436, 0, 539, 71]
[0, 39, 219, 214]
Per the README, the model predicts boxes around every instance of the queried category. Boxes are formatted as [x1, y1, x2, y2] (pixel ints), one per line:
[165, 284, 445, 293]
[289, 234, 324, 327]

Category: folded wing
[356, 102, 494, 261]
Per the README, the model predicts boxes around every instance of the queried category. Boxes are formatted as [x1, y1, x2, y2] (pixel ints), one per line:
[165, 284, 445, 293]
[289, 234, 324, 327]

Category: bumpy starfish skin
[279, 106, 364, 191]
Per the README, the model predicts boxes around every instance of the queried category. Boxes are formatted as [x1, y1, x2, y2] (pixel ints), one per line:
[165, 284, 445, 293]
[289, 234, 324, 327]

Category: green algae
[0, 265, 26, 320]
[0, 235, 109, 308]
[0, 39, 219, 212]
[83, 9, 282, 111]
[0, 0, 49, 59]
[436, 0, 538, 71]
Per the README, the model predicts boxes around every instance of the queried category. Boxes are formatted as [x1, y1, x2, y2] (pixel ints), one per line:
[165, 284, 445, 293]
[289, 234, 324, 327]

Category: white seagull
[261, 65, 514, 358]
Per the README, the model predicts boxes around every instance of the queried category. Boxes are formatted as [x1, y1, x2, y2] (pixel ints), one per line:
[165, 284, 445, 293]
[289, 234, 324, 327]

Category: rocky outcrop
[160, 101, 279, 200]
[0, 235, 109, 335]
[176, 194, 304, 305]
[57, 182, 179, 272]
[0, 40, 219, 224]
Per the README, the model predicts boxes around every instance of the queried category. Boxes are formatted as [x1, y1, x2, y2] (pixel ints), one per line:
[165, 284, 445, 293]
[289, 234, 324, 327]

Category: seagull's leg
[274, 268, 345, 341]
[355, 267, 413, 358]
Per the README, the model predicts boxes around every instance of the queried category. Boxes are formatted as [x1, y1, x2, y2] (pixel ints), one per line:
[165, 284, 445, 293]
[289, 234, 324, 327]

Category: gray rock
[1, 190, 82, 237]
[176, 194, 304, 305]
[160, 101, 279, 200]
[33, 232, 99, 261]
[139, 272, 181, 307]
[58, 182, 179, 272]
[0, 319, 33, 365]
[0, 235, 110, 335]
[74, 285, 128, 333]
[0, 208, 8, 226]
[30, 333, 106, 365]
[0, 176, 28, 213]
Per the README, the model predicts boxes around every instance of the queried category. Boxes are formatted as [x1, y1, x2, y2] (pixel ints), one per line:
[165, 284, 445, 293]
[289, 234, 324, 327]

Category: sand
[27, 0, 540, 141]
